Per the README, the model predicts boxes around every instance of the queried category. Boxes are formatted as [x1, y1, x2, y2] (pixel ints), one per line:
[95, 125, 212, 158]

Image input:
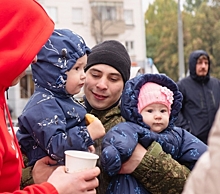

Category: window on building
[101, 6, 116, 20]
[91, 2, 123, 21]
[125, 41, 135, 55]
[72, 8, 83, 24]
[20, 74, 34, 99]
[45, 7, 58, 23]
[124, 10, 133, 25]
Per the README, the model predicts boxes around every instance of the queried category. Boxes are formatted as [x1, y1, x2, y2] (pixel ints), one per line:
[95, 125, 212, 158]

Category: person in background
[175, 50, 220, 144]
[82, 40, 191, 194]
[182, 107, 220, 194]
[0, 0, 100, 193]
[101, 73, 207, 193]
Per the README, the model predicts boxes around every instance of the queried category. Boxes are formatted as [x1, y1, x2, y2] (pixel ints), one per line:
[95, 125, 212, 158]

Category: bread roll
[85, 113, 97, 125]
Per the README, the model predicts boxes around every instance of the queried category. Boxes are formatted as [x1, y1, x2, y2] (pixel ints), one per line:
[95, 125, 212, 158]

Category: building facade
[7, 0, 147, 119]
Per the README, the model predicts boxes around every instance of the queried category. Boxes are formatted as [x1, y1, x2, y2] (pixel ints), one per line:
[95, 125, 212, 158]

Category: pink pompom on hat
[138, 82, 174, 114]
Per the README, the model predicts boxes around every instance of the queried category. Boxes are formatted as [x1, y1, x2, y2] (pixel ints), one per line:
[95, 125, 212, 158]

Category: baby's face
[140, 103, 169, 133]
[65, 54, 87, 95]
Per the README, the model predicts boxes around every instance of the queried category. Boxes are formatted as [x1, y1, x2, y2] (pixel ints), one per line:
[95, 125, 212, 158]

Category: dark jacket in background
[175, 50, 220, 144]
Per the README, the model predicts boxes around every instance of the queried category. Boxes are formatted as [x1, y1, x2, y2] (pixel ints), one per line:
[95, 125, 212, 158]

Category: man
[0, 0, 99, 193]
[175, 50, 220, 144]
[83, 40, 190, 194]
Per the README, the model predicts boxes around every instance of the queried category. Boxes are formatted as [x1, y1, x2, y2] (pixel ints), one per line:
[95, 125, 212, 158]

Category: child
[101, 73, 207, 194]
[16, 29, 105, 166]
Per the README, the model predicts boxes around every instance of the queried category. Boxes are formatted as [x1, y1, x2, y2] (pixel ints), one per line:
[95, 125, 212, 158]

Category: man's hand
[32, 156, 58, 184]
[119, 143, 146, 174]
[48, 166, 100, 194]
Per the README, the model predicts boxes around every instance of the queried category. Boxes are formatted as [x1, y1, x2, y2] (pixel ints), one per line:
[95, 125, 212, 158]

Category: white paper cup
[65, 150, 99, 173]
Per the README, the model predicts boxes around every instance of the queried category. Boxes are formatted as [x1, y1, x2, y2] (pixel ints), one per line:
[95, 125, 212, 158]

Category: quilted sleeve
[177, 128, 207, 170]
[101, 122, 138, 176]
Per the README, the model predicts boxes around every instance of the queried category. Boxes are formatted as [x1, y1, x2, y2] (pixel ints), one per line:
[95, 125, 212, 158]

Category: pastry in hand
[85, 113, 97, 125]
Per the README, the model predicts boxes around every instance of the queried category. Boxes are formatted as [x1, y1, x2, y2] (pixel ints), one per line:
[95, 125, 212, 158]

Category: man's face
[196, 56, 209, 76]
[84, 64, 124, 110]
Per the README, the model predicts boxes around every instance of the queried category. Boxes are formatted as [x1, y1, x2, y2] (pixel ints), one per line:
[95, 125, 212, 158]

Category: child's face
[65, 54, 87, 95]
[140, 103, 169, 133]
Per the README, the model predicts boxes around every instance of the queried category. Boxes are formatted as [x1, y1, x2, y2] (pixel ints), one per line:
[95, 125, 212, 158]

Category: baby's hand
[87, 118, 105, 140]
[88, 145, 95, 153]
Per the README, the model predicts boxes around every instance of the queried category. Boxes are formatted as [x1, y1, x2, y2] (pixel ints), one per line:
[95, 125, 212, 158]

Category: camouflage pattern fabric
[20, 154, 34, 189]
[132, 141, 190, 194]
[90, 105, 125, 194]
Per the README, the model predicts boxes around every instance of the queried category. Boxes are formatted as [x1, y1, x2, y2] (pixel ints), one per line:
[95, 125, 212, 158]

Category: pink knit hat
[138, 82, 174, 114]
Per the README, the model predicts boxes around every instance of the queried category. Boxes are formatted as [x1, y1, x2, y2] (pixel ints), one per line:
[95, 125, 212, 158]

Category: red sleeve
[2, 183, 58, 194]
[23, 183, 58, 194]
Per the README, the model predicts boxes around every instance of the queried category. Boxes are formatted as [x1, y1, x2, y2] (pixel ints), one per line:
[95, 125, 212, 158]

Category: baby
[17, 29, 105, 166]
[101, 73, 207, 194]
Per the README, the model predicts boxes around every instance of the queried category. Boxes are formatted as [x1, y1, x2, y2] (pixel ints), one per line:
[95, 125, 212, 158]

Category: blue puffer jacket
[101, 73, 207, 193]
[16, 29, 92, 165]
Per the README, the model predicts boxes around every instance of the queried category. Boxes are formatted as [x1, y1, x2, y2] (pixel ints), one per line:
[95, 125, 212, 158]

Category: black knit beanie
[85, 40, 131, 84]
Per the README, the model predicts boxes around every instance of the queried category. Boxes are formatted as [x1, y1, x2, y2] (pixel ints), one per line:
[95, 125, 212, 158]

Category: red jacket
[0, 0, 56, 193]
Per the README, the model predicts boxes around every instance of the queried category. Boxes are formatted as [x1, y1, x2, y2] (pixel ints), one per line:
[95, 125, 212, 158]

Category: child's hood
[32, 29, 91, 96]
[0, 0, 54, 90]
[121, 73, 183, 128]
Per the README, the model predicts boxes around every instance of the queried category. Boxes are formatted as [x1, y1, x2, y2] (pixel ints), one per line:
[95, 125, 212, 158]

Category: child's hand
[87, 118, 105, 140]
[88, 145, 96, 153]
